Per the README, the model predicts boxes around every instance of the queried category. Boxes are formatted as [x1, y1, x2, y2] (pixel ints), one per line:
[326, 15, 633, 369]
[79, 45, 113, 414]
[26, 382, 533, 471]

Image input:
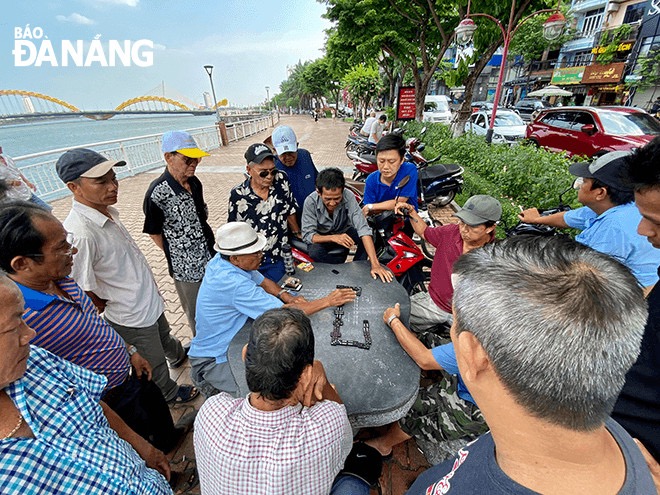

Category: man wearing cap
[189, 222, 357, 398]
[396, 195, 501, 340]
[228, 143, 301, 282]
[143, 131, 215, 336]
[57, 148, 198, 404]
[519, 150, 660, 288]
[272, 125, 319, 224]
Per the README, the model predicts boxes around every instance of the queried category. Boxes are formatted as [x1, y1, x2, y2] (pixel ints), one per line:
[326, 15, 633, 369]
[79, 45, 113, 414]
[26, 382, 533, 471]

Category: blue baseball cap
[161, 130, 210, 158]
[271, 126, 298, 155]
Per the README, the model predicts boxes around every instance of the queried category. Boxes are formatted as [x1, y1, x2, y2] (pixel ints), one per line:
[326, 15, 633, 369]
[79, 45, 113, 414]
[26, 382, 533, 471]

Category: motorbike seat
[419, 163, 461, 180]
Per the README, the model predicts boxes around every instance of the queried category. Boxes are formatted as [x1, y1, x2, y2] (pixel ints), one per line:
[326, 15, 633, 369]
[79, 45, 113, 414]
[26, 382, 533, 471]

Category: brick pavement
[48, 114, 454, 495]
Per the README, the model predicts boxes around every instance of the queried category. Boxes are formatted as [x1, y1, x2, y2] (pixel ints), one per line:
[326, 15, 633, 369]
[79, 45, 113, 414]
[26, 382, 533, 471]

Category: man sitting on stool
[301, 167, 392, 283]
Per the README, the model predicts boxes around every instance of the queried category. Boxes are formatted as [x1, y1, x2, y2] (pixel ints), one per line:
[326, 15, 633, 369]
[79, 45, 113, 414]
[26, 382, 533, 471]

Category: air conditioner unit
[607, 3, 620, 13]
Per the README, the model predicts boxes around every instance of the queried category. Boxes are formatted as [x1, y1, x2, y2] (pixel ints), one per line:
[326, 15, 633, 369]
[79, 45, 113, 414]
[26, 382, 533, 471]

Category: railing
[13, 114, 275, 202]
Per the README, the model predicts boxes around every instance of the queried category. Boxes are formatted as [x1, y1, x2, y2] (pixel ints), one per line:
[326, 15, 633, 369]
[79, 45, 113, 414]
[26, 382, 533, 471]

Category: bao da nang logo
[13, 25, 154, 67]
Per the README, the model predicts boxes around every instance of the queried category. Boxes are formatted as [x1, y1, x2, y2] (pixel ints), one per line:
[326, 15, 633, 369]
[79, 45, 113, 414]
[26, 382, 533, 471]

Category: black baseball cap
[56, 148, 125, 183]
[244, 143, 275, 165]
[568, 151, 633, 190]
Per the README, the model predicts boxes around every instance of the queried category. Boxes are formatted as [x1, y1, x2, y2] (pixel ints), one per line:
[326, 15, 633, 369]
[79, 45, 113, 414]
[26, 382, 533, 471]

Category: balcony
[561, 34, 598, 52]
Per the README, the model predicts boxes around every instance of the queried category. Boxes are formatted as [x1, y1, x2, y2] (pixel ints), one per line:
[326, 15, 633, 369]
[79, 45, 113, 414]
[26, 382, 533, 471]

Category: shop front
[581, 62, 627, 105]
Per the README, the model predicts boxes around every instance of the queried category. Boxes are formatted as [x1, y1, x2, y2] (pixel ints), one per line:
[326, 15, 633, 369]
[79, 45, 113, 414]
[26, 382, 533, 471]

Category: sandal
[167, 384, 199, 404]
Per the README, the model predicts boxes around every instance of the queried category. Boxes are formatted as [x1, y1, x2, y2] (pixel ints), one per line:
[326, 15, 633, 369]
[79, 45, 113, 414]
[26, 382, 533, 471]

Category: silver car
[465, 110, 527, 144]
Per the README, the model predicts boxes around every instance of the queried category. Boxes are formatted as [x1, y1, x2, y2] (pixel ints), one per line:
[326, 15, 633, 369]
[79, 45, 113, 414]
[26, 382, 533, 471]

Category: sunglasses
[174, 152, 199, 166]
[258, 169, 278, 178]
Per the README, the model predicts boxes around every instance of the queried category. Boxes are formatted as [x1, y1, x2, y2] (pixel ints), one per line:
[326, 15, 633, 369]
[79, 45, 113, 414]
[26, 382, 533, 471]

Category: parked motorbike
[506, 185, 573, 237]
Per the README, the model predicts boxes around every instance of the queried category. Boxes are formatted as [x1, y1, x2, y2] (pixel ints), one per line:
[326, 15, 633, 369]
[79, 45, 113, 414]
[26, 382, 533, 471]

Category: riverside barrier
[12, 114, 277, 202]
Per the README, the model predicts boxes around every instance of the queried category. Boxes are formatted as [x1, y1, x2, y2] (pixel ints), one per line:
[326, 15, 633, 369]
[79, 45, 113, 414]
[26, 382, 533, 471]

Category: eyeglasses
[174, 152, 199, 166]
[258, 169, 277, 178]
[26, 233, 76, 258]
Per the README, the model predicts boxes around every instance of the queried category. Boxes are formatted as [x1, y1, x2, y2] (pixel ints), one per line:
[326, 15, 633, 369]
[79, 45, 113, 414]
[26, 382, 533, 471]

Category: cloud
[55, 13, 96, 25]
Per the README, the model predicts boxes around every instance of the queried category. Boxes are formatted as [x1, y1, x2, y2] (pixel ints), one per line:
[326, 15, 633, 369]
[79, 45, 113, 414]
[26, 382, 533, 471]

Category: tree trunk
[451, 43, 500, 137]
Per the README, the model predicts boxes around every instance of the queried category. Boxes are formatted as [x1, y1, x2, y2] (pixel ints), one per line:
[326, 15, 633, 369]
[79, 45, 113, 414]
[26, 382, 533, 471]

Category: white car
[422, 95, 452, 124]
[465, 109, 527, 144]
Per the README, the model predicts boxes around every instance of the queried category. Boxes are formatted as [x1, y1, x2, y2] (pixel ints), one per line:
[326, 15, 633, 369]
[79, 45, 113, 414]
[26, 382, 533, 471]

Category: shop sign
[582, 63, 625, 84]
[396, 86, 416, 121]
[551, 66, 585, 85]
[591, 42, 633, 54]
[625, 74, 643, 82]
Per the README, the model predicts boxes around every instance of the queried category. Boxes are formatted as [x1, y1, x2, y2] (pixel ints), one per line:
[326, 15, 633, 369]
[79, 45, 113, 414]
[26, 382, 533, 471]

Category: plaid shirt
[0, 346, 172, 495]
[194, 393, 353, 495]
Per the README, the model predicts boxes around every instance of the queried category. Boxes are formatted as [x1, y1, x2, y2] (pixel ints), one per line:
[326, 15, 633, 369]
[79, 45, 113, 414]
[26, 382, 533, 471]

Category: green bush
[402, 121, 581, 212]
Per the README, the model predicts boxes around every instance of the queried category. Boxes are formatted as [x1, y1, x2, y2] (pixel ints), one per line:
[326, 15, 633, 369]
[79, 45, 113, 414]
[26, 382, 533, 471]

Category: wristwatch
[366, 204, 374, 212]
[127, 345, 138, 356]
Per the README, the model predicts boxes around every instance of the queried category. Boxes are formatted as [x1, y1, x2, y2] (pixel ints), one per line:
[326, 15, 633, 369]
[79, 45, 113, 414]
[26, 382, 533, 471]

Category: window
[581, 8, 604, 37]
[569, 112, 596, 131]
[542, 112, 575, 129]
[572, 50, 593, 66]
[623, 2, 645, 24]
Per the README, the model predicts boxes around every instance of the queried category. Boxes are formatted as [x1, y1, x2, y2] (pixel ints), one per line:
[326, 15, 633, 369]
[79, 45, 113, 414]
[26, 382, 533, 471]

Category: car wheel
[523, 138, 540, 147]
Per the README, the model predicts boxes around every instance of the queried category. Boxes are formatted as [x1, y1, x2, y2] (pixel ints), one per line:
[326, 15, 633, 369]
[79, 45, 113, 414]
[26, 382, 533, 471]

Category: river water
[0, 114, 219, 160]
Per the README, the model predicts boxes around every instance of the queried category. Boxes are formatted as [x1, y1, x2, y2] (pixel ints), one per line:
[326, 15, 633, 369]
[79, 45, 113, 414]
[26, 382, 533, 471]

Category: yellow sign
[591, 42, 633, 54]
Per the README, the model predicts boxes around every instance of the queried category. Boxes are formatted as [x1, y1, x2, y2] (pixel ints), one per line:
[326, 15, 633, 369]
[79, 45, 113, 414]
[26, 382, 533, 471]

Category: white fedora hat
[214, 222, 267, 256]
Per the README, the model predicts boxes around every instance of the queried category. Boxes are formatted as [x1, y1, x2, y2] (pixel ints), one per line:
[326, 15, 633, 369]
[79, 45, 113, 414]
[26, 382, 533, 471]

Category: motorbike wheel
[432, 191, 456, 207]
[351, 170, 367, 182]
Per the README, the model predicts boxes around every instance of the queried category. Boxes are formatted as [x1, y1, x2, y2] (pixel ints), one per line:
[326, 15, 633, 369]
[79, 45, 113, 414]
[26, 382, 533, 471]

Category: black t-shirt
[612, 266, 660, 460]
[406, 418, 655, 494]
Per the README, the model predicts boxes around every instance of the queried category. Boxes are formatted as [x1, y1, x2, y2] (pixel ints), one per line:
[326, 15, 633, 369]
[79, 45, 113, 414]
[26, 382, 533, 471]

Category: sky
[1, 0, 333, 110]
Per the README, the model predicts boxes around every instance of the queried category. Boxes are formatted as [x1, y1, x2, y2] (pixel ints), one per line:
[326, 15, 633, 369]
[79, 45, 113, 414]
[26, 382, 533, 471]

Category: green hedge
[401, 121, 582, 233]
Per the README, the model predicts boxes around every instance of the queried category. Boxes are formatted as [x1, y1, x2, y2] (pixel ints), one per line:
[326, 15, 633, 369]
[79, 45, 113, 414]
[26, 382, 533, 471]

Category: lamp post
[455, 0, 565, 143]
[265, 86, 270, 111]
[204, 65, 221, 121]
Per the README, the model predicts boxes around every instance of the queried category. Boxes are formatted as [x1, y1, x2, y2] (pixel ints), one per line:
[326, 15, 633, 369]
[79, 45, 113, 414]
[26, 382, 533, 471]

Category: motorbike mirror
[420, 127, 427, 134]
[396, 175, 411, 189]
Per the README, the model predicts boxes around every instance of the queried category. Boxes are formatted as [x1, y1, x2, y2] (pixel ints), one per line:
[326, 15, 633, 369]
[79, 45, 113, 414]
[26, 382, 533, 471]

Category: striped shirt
[16, 277, 130, 389]
[0, 346, 172, 494]
[194, 393, 353, 495]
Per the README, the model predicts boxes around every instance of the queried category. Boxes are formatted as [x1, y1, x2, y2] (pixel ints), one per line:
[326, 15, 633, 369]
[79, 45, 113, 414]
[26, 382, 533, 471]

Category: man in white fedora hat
[188, 222, 357, 398]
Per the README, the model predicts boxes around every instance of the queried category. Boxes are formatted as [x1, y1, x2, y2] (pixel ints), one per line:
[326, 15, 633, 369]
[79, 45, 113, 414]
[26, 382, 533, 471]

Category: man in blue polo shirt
[189, 222, 357, 398]
[272, 125, 319, 225]
[362, 133, 418, 217]
[519, 150, 660, 289]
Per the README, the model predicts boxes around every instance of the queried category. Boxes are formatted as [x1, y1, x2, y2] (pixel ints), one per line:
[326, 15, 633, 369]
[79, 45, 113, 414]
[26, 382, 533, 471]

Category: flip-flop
[167, 384, 199, 404]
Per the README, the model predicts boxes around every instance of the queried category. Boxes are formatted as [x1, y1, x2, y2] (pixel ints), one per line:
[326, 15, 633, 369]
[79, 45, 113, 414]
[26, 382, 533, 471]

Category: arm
[260, 277, 308, 304]
[363, 198, 411, 216]
[259, 277, 357, 315]
[100, 401, 170, 480]
[383, 303, 442, 371]
[394, 203, 428, 240]
[149, 234, 164, 251]
[361, 235, 393, 282]
[85, 291, 107, 313]
[286, 213, 301, 238]
[129, 349, 153, 380]
[518, 208, 569, 228]
[311, 232, 355, 248]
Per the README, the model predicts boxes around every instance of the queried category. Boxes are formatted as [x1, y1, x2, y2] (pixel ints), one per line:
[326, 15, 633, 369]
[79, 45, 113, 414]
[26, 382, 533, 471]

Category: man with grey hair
[407, 236, 655, 494]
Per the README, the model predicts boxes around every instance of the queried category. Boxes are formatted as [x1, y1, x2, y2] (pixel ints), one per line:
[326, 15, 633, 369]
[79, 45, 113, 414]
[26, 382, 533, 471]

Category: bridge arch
[115, 96, 190, 111]
[0, 89, 81, 113]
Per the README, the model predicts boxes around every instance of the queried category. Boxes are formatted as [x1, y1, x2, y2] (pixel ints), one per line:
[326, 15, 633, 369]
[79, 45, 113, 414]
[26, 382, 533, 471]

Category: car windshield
[425, 101, 449, 112]
[598, 111, 660, 135]
[494, 113, 525, 126]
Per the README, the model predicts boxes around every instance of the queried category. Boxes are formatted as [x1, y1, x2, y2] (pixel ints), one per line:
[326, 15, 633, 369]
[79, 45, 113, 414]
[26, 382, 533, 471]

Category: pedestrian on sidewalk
[57, 148, 199, 404]
[143, 130, 216, 336]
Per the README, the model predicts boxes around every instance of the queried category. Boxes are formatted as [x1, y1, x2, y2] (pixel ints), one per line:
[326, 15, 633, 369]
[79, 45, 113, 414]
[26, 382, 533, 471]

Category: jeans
[330, 475, 370, 495]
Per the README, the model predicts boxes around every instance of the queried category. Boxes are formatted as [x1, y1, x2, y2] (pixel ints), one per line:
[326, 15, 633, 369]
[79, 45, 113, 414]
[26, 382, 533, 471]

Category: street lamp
[265, 86, 270, 111]
[456, 0, 565, 143]
[204, 65, 221, 121]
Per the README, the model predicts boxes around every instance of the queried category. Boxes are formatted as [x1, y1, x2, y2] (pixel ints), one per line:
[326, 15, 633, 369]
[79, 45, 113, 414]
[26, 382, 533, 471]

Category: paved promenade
[49, 114, 439, 494]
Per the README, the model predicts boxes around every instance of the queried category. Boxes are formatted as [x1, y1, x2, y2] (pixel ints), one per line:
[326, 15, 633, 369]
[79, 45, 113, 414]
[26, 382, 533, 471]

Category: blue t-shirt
[564, 203, 660, 287]
[275, 148, 318, 214]
[190, 256, 282, 363]
[432, 343, 474, 405]
[406, 418, 655, 494]
[363, 161, 419, 210]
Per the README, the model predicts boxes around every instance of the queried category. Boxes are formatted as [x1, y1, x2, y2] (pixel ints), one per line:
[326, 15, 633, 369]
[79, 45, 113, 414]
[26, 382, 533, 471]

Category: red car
[525, 106, 660, 158]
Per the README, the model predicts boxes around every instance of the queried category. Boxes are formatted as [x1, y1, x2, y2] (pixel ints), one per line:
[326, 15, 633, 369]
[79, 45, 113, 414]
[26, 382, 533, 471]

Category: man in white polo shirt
[57, 148, 199, 404]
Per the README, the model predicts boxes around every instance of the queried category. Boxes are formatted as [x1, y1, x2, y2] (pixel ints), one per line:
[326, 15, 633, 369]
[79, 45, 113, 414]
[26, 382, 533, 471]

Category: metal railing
[13, 114, 275, 202]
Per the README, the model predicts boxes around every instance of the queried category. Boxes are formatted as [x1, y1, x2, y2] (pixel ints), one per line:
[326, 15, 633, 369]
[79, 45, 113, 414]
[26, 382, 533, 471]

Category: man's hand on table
[371, 263, 393, 283]
[383, 303, 402, 328]
[325, 288, 357, 307]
